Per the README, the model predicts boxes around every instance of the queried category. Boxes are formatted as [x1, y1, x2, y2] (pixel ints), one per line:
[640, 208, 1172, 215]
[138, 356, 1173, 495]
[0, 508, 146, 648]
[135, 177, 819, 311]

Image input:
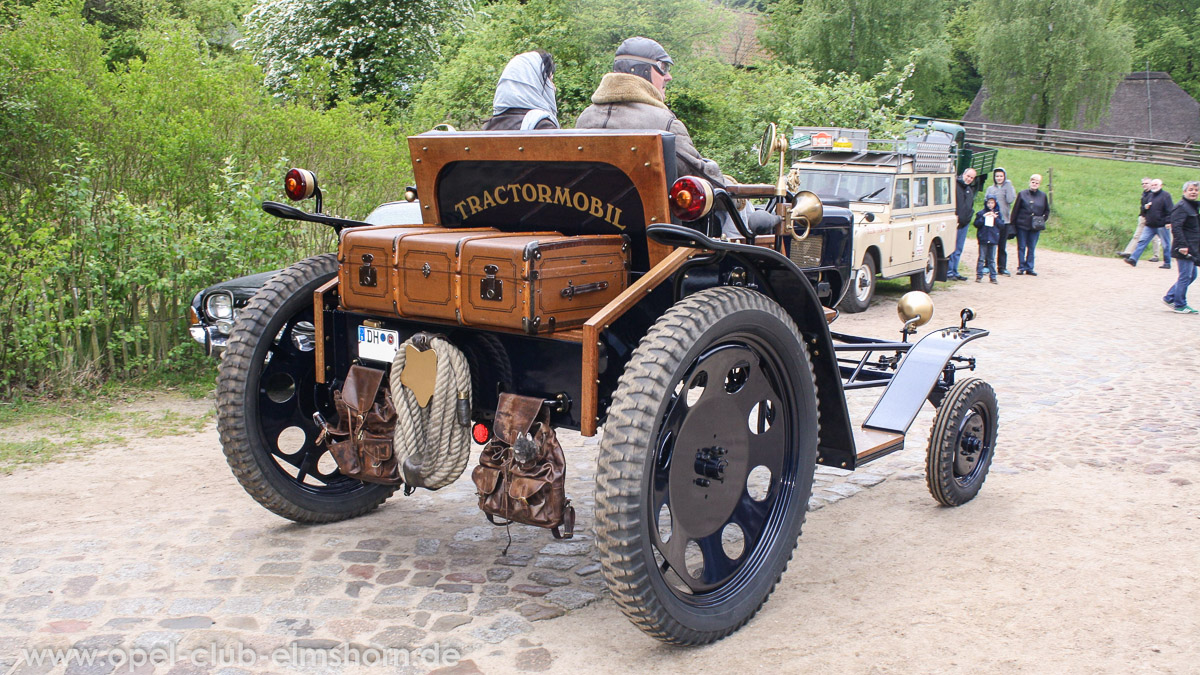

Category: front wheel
[910, 247, 936, 293]
[595, 287, 819, 645]
[216, 254, 398, 523]
[926, 377, 998, 506]
[839, 256, 876, 313]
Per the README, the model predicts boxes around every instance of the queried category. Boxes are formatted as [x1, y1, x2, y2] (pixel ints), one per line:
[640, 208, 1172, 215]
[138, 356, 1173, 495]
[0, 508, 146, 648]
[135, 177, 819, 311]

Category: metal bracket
[359, 254, 377, 288]
[480, 264, 503, 302]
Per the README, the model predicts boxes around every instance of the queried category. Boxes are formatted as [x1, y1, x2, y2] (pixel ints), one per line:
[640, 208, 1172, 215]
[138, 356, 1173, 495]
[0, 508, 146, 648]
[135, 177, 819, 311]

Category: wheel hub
[954, 412, 986, 477]
[668, 395, 749, 538]
[693, 446, 729, 484]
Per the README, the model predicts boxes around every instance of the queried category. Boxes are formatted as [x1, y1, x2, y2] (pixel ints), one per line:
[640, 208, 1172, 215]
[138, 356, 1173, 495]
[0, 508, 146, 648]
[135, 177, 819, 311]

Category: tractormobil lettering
[453, 183, 625, 230]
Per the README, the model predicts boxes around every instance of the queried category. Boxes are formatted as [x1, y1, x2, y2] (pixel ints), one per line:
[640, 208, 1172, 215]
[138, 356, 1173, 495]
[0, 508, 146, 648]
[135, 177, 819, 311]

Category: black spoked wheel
[596, 287, 818, 645]
[217, 254, 397, 523]
[926, 377, 998, 506]
[910, 247, 936, 293]
[839, 255, 875, 313]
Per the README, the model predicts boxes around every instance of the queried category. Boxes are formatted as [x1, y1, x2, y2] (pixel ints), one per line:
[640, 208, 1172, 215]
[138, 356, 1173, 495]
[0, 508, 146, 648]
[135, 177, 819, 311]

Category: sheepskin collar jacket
[576, 74, 725, 186]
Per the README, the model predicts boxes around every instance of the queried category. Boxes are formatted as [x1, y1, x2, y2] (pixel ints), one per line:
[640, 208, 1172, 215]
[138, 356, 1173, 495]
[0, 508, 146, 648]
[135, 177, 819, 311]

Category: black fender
[648, 224, 856, 469]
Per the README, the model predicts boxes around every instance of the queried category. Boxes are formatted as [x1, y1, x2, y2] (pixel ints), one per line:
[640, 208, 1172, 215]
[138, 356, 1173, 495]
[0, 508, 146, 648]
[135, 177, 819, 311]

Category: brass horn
[789, 190, 824, 241]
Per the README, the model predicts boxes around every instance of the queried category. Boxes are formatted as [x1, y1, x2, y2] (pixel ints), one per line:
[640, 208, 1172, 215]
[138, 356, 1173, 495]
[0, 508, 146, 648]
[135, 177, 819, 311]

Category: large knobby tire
[926, 377, 998, 506]
[217, 254, 397, 523]
[595, 287, 819, 645]
[910, 246, 937, 293]
[839, 255, 876, 313]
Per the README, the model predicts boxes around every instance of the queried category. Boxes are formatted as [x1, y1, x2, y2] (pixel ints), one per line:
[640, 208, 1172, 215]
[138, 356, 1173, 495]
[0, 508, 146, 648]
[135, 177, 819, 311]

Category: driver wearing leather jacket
[575, 37, 725, 188]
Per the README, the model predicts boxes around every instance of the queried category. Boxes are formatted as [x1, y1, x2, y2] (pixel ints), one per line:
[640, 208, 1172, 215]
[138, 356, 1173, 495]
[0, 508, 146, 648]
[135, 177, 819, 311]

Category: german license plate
[357, 326, 399, 363]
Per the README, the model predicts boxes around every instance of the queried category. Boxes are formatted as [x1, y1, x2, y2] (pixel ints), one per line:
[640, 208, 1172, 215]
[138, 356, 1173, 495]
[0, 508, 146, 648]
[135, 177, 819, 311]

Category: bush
[0, 0, 411, 393]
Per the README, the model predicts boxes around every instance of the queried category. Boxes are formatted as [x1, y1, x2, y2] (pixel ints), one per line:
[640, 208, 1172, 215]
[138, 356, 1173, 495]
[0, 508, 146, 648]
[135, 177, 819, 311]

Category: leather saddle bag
[317, 364, 402, 485]
[471, 393, 574, 538]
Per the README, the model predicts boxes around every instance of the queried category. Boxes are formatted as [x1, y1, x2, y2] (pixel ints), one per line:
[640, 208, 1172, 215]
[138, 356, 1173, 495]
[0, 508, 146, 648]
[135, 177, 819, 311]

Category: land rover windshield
[795, 171, 892, 204]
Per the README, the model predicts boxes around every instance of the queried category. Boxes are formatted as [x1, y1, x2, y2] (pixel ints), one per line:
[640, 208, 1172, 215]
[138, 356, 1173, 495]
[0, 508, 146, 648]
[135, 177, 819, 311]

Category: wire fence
[935, 118, 1200, 169]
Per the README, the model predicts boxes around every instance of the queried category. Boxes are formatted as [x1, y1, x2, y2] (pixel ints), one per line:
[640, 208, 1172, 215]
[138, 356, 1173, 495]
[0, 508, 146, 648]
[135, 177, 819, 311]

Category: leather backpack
[472, 393, 575, 538]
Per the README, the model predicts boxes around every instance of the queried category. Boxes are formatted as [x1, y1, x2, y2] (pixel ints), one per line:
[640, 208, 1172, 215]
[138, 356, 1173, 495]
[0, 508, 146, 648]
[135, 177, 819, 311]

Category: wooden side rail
[725, 183, 779, 197]
[313, 278, 339, 384]
[579, 247, 699, 436]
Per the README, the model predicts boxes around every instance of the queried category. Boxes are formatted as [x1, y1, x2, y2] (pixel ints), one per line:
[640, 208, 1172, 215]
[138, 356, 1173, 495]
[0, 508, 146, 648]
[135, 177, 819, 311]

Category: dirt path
[2, 241, 1199, 674]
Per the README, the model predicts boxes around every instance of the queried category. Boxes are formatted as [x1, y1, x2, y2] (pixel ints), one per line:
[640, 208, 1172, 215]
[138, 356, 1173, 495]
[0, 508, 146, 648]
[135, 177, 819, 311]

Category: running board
[853, 427, 904, 464]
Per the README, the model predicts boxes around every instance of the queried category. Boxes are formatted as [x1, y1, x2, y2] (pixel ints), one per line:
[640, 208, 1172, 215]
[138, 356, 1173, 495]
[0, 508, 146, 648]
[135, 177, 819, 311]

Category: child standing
[974, 196, 1005, 283]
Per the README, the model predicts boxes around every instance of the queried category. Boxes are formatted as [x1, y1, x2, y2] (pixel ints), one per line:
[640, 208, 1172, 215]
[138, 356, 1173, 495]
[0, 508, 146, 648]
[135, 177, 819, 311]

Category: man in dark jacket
[1120, 178, 1160, 261]
[1009, 173, 1050, 275]
[1163, 181, 1200, 313]
[576, 37, 724, 187]
[1124, 179, 1174, 268]
[947, 168, 978, 280]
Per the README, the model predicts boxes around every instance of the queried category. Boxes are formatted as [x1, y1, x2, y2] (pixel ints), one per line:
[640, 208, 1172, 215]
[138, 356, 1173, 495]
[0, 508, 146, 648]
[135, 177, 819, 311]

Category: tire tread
[216, 254, 397, 524]
[595, 286, 817, 645]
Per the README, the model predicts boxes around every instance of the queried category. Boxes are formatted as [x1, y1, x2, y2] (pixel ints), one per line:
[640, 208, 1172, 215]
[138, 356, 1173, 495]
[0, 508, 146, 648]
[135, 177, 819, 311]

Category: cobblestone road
[2, 242, 1197, 674]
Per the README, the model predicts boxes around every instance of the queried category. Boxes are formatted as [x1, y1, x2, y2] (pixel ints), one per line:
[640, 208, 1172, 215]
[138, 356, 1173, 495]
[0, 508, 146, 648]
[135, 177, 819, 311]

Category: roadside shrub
[0, 0, 409, 393]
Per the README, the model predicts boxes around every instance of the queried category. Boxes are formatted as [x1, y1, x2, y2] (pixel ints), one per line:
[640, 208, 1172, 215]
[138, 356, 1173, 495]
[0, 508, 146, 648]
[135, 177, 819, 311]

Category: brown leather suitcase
[394, 230, 554, 322]
[460, 234, 629, 333]
[338, 225, 488, 316]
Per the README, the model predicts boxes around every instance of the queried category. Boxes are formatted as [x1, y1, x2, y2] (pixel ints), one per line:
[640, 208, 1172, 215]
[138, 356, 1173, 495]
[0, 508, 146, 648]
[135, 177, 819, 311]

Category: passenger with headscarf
[482, 50, 559, 130]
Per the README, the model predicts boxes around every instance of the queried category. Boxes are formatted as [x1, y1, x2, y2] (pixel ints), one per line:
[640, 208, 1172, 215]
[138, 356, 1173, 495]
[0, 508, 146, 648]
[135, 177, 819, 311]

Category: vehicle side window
[913, 178, 928, 207]
[934, 177, 951, 205]
[893, 179, 910, 209]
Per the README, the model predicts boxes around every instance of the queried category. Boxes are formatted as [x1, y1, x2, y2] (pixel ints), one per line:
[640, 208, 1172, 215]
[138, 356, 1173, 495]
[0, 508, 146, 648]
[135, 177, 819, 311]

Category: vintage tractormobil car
[790, 122, 995, 312]
[215, 124, 999, 645]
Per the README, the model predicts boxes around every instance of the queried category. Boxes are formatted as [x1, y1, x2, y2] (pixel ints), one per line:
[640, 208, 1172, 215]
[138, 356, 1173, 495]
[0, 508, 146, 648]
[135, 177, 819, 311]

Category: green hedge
[0, 1, 410, 393]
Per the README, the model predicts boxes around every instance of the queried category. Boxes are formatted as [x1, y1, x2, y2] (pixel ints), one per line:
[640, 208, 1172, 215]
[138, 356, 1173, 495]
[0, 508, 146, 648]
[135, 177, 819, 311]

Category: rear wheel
[839, 255, 876, 313]
[216, 254, 397, 523]
[595, 287, 818, 645]
[910, 247, 936, 293]
[926, 377, 998, 506]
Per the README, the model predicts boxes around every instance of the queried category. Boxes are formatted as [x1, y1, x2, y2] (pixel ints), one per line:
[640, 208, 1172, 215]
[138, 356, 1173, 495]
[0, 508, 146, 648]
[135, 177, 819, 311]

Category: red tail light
[472, 423, 491, 445]
[284, 168, 317, 201]
[669, 176, 714, 222]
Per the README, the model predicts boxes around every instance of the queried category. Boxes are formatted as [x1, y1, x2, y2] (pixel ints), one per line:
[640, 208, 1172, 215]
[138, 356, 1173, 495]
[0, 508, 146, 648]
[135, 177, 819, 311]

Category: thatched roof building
[964, 72, 1200, 143]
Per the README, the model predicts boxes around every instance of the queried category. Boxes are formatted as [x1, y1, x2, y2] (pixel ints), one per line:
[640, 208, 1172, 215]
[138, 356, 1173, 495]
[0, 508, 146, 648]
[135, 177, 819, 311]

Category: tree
[1118, 0, 1200, 100]
[761, 0, 951, 114]
[240, 0, 473, 104]
[406, 0, 914, 180]
[976, 0, 1132, 130]
[80, 0, 248, 64]
[406, 0, 730, 130]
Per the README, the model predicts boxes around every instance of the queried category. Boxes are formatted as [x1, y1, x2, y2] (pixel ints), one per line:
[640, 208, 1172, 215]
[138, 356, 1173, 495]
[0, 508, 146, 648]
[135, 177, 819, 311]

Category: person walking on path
[1120, 178, 1162, 261]
[1163, 181, 1200, 314]
[1124, 179, 1173, 268]
[986, 167, 1017, 276]
[974, 195, 1005, 283]
[1009, 174, 1050, 275]
[948, 168, 978, 280]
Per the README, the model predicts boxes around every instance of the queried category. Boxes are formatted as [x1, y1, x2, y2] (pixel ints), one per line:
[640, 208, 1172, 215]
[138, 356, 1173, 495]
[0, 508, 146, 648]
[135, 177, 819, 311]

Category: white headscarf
[492, 51, 558, 129]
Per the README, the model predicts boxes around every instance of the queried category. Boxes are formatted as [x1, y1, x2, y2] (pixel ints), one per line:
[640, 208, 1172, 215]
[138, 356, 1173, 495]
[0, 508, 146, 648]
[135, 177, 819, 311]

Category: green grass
[0, 439, 63, 472]
[0, 383, 214, 474]
[981, 149, 1197, 257]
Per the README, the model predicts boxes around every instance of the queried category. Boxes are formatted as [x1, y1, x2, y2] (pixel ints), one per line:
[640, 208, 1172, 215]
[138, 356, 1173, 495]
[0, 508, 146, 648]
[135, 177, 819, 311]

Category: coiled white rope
[389, 336, 472, 490]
